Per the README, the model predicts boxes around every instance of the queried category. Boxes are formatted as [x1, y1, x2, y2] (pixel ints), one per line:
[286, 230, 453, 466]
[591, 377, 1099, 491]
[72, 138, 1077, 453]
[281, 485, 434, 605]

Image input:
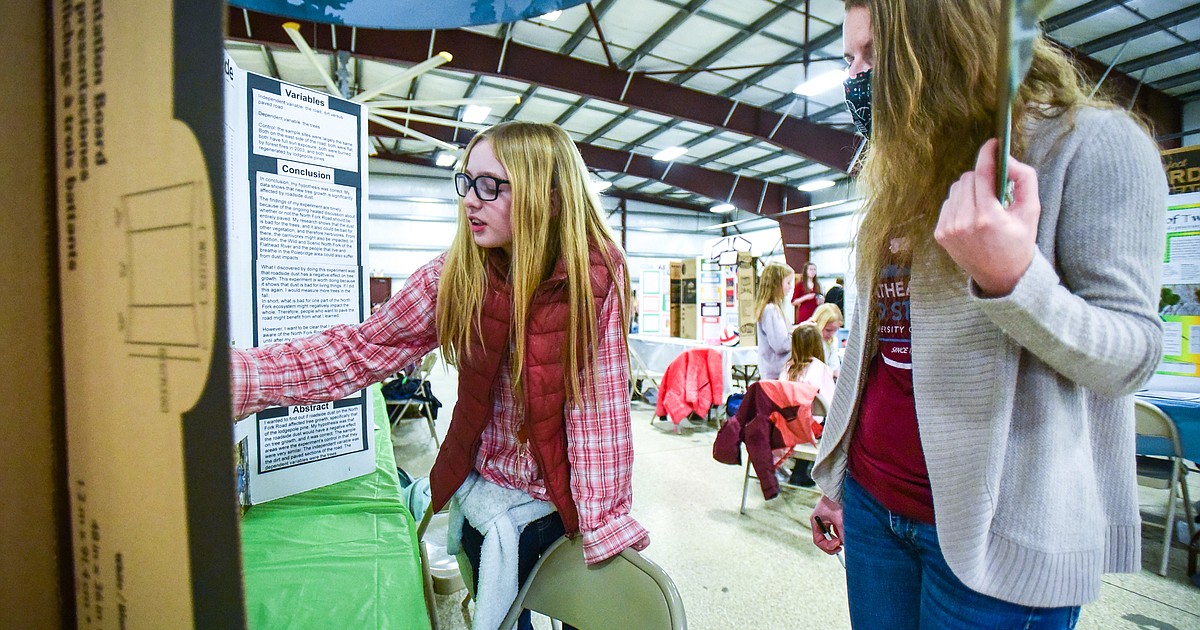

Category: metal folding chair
[385, 352, 440, 446]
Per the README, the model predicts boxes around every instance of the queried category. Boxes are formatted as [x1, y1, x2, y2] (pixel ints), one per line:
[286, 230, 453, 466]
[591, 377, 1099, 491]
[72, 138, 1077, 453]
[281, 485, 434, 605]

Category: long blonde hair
[787, 323, 826, 380]
[846, 0, 1110, 295]
[808, 303, 844, 333]
[436, 121, 629, 406]
[754, 263, 793, 321]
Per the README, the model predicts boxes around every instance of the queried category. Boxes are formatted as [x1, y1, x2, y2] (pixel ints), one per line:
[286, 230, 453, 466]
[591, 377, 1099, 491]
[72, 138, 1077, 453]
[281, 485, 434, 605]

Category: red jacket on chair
[654, 347, 724, 424]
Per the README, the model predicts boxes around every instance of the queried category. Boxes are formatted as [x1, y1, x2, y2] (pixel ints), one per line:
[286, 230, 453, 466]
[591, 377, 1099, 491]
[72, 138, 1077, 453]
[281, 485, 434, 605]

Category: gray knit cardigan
[812, 106, 1167, 608]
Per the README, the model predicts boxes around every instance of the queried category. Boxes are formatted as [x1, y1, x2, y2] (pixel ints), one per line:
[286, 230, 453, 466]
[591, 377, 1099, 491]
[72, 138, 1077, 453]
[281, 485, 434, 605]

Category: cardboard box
[680, 303, 698, 339]
[668, 261, 683, 336]
[736, 253, 758, 346]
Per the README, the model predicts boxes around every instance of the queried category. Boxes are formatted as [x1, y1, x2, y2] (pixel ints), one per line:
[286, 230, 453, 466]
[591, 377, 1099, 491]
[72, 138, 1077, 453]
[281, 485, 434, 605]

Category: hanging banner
[228, 0, 590, 30]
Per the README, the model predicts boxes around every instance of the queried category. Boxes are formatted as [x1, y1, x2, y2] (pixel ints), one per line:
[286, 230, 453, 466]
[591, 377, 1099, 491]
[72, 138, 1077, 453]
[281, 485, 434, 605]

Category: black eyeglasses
[454, 172, 509, 201]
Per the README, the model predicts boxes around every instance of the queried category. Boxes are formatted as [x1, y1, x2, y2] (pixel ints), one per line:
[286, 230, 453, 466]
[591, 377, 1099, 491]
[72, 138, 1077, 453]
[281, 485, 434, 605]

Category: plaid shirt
[231, 253, 649, 564]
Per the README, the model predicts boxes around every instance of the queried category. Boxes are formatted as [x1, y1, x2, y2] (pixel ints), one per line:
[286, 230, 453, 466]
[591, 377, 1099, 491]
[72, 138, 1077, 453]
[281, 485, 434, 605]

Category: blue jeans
[842, 476, 1080, 629]
[461, 512, 577, 630]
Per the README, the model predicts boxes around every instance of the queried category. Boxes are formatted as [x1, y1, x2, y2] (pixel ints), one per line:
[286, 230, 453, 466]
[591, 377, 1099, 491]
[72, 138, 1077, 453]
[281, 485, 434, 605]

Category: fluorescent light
[538, 10, 562, 21]
[652, 146, 687, 161]
[435, 152, 457, 167]
[798, 179, 836, 192]
[591, 179, 613, 193]
[793, 69, 849, 96]
[709, 203, 735, 214]
[461, 105, 491, 124]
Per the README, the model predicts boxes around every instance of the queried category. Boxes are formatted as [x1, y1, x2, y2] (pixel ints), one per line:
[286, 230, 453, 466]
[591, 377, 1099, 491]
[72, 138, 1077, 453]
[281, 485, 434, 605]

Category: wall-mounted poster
[1158, 191, 1200, 379]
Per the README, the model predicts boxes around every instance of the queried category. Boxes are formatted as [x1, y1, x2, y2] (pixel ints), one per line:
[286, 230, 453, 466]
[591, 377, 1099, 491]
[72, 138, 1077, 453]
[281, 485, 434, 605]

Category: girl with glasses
[809, 1, 1165, 628]
[230, 121, 643, 630]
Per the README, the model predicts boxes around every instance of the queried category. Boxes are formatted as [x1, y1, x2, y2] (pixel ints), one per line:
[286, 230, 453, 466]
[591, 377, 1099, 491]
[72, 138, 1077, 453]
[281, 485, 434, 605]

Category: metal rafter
[1118, 41, 1200, 74]
[1076, 4, 1200, 55]
[1153, 67, 1200, 92]
[617, 0, 711, 71]
[503, 85, 539, 121]
[553, 97, 590, 126]
[559, 0, 619, 56]
[1041, 0, 1123, 33]
[229, 8, 858, 170]
[717, 24, 843, 99]
[669, 0, 806, 86]
[366, 119, 808, 216]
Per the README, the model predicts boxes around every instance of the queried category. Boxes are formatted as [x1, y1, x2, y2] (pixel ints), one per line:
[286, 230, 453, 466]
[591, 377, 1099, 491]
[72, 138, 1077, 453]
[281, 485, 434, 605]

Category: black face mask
[843, 69, 872, 137]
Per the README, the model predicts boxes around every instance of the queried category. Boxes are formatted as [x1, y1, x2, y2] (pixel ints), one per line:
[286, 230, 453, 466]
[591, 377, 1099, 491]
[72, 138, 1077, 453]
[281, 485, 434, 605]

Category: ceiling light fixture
[461, 105, 491, 124]
[435, 152, 457, 167]
[798, 179, 836, 192]
[538, 10, 563, 21]
[709, 203, 735, 214]
[652, 146, 687, 162]
[793, 69, 849, 97]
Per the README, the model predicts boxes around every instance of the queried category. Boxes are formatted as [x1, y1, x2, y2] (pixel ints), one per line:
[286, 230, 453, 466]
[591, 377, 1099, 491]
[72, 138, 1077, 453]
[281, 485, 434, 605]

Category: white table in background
[628, 334, 758, 399]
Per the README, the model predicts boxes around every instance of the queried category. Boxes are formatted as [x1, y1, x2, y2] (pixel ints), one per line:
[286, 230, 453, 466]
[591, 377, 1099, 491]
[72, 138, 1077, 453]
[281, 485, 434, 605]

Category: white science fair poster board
[224, 54, 375, 504]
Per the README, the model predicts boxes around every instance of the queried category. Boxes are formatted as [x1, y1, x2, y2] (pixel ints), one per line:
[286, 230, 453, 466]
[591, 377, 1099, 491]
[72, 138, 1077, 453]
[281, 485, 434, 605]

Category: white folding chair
[740, 393, 827, 514]
[1134, 399, 1196, 576]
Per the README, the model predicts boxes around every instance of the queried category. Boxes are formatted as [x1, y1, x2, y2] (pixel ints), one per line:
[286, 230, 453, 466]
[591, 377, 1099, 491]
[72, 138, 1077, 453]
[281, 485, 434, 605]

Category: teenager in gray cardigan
[810, 1, 1166, 627]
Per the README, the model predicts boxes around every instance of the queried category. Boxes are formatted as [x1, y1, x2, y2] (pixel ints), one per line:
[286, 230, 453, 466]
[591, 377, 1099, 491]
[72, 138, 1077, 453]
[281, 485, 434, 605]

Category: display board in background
[1163, 146, 1200, 195]
[638, 268, 667, 336]
[224, 55, 375, 504]
[1156, 190, 1200, 384]
[51, 0, 244, 626]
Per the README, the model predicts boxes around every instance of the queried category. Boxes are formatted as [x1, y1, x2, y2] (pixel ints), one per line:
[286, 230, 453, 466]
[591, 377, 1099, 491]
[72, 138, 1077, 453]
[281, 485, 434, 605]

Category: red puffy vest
[427, 244, 619, 535]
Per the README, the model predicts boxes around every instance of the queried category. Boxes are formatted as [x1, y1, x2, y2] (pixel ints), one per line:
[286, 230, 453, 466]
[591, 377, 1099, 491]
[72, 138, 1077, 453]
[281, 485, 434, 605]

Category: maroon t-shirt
[847, 263, 935, 524]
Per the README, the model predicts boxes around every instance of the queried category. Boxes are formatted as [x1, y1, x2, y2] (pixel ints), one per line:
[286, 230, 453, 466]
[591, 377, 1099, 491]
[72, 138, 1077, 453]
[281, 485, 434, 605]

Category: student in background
[824, 276, 845, 315]
[782, 323, 836, 400]
[780, 322, 836, 487]
[755, 262, 796, 380]
[791, 261, 823, 323]
[230, 121, 647, 630]
[810, 1, 1165, 627]
[806, 303, 844, 378]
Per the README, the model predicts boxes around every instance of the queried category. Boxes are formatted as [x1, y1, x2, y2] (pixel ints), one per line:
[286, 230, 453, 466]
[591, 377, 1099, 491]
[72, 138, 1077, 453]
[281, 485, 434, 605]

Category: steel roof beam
[1041, 0, 1124, 33]
[669, 0, 805, 86]
[366, 119, 807, 216]
[1076, 4, 1200, 55]
[617, 0, 711, 71]
[229, 8, 857, 171]
[716, 25, 843, 99]
[560, 0, 619, 55]
[1152, 67, 1200, 92]
[1117, 41, 1200, 74]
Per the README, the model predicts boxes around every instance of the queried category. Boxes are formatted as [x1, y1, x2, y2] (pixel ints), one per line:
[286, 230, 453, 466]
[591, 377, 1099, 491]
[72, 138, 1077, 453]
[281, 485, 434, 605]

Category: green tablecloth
[242, 385, 430, 629]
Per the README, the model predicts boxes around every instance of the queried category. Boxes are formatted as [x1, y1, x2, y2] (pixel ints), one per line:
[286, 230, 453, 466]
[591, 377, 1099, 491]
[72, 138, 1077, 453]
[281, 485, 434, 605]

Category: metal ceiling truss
[1075, 4, 1200, 56]
[366, 119, 810, 219]
[229, 8, 858, 171]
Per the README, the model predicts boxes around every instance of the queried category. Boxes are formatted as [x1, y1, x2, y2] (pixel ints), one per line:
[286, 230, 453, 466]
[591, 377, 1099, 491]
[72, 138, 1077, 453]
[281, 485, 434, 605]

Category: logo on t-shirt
[876, 264, 911, 370]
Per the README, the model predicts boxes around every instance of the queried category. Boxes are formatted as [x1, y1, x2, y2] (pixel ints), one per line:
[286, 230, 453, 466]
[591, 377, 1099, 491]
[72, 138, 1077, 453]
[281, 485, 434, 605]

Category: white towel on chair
[447, 472, 555, 630]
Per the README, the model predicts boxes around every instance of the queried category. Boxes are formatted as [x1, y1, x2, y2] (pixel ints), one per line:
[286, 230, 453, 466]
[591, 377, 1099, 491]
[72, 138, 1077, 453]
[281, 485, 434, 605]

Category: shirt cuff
[230, 347, 261, 419]
[967, 250, 1055, 306]
[581, 513, 650, 565]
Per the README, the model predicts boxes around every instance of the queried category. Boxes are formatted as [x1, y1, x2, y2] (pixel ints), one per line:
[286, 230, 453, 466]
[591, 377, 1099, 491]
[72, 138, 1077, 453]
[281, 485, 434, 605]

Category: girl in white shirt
[782, 323, 836, 400]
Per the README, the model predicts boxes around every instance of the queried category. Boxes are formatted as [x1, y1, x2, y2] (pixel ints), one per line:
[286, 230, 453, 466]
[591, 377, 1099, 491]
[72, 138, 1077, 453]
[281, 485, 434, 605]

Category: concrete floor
[391, 353, 1200, 629]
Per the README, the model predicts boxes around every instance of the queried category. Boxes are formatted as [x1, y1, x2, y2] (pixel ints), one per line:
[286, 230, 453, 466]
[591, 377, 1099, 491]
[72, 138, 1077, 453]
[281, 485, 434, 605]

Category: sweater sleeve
[565, 270, 650, 564]
[971, 110, 1166, 397]
[230, 255, 443, 417]
[760, 304, 792, 355]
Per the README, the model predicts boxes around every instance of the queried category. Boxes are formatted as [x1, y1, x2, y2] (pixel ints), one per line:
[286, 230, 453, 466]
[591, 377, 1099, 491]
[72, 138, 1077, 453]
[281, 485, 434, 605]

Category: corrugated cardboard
[736, 252, 758, 346]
